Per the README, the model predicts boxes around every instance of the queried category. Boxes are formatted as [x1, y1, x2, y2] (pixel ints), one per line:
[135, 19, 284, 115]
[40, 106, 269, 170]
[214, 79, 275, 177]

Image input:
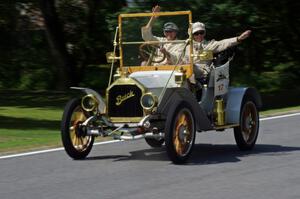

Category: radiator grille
[107, 85, 143, 118]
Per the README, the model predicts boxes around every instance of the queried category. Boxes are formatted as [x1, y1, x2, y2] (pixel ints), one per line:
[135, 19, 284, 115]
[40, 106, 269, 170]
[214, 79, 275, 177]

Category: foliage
[0, 0, 299, 92]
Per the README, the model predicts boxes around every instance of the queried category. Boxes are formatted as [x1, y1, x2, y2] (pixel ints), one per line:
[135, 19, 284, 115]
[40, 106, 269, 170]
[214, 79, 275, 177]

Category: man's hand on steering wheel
[139, 43, 167, 64]
[159, 47, 172, 64]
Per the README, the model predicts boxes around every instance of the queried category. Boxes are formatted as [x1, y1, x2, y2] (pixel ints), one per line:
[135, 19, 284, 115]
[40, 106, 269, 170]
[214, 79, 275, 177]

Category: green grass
[0, 90, 111, 155]
[0, 90, 300, 155]
[260, 105, 300, 117]
[0, 106, 62, 120]
[0, 129, 61, 154]
[0, 90, 70, 155]
[0, 106, 63, 155]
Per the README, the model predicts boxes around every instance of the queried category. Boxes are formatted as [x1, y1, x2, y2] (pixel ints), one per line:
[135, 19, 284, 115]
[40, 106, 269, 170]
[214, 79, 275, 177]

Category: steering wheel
[139, 43, 166, 64]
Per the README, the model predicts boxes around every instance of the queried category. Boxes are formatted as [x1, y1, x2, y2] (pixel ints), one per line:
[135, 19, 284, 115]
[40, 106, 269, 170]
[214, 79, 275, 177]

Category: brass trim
[214, 99, 225, 126]
[118, 10, 193, 77]
[174, 73, 187, 85]
[140, 92, 158, 111]
[120, 11, 192, 18]
[106, 77, 146, 91]
[109, 117, 142, 123]
[116, 90, 136, 106]
[122, 40, 186, 45]
[192, 50, 213, 61]
[106, 77, 146, 123]
[106, 52, 120, 63]
[113, 67, 121, 81]
[81, 94, 98, 112]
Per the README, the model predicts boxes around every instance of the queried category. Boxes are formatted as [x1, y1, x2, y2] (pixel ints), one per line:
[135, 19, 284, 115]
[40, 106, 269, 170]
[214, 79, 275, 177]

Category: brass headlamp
[140, 93, 158, 111]
[81, 94, 98, 112]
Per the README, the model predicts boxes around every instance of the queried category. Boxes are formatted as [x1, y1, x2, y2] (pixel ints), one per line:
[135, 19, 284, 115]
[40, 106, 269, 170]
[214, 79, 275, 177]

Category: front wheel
[165, 102, 196, 164]
[234, 97, 259, 150]
[61, 98, 94, 159]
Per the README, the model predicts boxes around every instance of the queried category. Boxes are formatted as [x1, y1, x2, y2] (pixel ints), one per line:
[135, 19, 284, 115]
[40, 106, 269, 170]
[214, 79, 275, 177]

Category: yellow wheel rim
[69, 106, 92, 152]
[173, 109, 194, 156]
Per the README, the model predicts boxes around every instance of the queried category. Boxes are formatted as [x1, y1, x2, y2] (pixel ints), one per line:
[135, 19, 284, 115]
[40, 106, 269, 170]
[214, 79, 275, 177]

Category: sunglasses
[164, 30, 176, 33]
[193, 31, 205, 35]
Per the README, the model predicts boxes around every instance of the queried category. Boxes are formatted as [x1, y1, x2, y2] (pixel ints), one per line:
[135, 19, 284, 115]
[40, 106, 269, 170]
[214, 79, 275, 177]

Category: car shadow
[84, 144, 300, 165]
[84, 147, 168, 162]
[187, 144, 300, 165]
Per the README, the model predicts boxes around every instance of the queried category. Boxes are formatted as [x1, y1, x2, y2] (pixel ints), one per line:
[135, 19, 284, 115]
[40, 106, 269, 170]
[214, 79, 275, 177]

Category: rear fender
[226, 87, 262, 124]
[70, 87, 106, 114]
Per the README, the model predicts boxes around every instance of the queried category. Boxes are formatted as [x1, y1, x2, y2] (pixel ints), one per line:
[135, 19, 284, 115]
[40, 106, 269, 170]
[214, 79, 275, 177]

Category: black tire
[234, 96, 259, 150]
[61, 98, 94, 159]
[165, 102, 196, 164]
[145, 137, 164, 148]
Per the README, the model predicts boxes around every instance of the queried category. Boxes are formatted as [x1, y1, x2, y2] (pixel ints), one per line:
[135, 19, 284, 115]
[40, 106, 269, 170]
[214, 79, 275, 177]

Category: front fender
[226, 87, 262, 124]
[70, 87, 106, 114]
[157, 87, 212, 131]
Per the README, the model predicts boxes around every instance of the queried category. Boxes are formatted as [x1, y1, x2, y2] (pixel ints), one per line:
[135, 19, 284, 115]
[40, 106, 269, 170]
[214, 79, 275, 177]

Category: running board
[213, 124, 239, 130]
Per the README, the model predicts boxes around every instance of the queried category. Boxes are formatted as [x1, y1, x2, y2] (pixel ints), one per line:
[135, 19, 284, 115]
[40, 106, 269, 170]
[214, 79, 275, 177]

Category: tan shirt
[185, 37, 239, 63]
[141, 26, 185, 65]
[185, 37, 239, 78]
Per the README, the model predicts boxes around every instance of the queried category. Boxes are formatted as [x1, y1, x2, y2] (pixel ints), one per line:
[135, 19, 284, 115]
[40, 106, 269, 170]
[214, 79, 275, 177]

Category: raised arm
[141, 5, 161, 41]
[237, 30, 251, 42]
[206, 30, 252, 53]
[146, 5, 160, 28]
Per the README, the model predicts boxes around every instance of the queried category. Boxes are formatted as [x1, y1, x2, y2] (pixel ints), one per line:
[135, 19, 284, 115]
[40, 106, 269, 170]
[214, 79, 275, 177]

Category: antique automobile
[61, 10, 262, 164]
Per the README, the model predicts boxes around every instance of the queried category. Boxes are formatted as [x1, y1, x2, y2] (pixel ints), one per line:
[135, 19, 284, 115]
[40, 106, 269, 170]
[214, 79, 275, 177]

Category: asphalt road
[1, 114, 300, 199]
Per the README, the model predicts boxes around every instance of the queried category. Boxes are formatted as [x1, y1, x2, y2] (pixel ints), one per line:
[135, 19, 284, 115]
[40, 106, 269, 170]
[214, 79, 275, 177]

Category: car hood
[129, 70, 182, 89]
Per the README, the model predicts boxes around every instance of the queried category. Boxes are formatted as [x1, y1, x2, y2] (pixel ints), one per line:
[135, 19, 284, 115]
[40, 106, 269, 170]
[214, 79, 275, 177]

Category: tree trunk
[39, 0, 77, 90]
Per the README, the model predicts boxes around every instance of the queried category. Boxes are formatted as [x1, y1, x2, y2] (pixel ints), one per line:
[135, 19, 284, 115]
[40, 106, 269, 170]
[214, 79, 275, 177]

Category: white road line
[1, 112, 299, 160]
[0, 140, 121, 160]
[260, 112, 300, 121]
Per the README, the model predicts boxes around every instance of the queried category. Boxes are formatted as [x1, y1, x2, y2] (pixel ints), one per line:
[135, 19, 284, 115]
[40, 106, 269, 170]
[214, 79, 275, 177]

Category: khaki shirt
[141, 26, 185, 65]
[185, 37, 239, 79]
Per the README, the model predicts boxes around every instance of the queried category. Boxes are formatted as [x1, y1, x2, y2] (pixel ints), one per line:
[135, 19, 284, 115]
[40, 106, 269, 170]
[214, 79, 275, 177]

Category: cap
[192, 22, 206, 34]
[163, 22, 179, 32]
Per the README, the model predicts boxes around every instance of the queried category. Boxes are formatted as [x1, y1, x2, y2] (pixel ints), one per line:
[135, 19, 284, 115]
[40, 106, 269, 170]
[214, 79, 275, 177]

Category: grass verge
[0, 90, 300, 155]
[260, 106, 300, 117]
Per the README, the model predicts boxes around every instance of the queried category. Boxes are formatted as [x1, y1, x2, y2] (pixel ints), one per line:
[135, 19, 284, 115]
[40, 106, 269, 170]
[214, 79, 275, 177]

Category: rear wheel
[165, 102, 196, 164]
[61, 98, 94, 159]
[234, 97, 259, 150]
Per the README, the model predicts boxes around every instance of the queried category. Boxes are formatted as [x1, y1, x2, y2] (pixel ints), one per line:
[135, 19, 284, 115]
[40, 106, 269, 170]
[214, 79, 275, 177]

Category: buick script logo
[115, 90, 135, 106]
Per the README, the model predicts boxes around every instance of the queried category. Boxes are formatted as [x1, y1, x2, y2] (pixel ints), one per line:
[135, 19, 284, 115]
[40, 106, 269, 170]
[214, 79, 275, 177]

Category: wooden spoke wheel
[234, 98, 259, 150]
[165, 102, 196, 164]
[61, 98, 94, 159]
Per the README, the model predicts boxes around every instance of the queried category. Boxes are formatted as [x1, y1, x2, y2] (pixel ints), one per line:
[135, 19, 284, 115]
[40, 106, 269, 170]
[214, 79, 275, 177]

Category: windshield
[118, 11, 193, 76]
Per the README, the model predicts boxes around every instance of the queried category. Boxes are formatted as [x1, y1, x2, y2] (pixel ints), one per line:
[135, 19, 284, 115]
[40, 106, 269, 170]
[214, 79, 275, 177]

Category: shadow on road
[85, 147, 168, 162]
[84, 144, 300, 165]
[187, 144, 300, 165]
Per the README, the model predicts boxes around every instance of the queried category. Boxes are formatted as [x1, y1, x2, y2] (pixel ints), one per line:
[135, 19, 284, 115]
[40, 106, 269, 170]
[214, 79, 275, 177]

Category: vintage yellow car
[61, 10, 262, 164]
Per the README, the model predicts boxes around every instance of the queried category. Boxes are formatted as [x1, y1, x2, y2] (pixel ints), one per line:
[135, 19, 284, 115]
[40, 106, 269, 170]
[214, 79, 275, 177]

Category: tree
[1, 0, 299, 92]
[39, 0, 76, 89]
[39, 0, 126, 90]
